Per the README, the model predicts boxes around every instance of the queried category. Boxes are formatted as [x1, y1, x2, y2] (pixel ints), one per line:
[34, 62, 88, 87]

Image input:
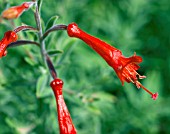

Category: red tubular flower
[2, 2, 34, 20]
[0, 31, 18, 58]
[67, 22, 158, 100]
[50, 78, 77, 134]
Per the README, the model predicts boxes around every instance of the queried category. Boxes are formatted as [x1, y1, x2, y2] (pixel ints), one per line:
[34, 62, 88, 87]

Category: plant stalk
[34, 2, 46, 62]
[34, 2, 57, 79]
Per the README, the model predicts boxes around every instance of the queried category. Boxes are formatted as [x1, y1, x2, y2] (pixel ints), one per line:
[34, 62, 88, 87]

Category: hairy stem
[41, 24, 67, 41]
[34, 2, 57, 79]
[14, 25, 38, 33]
[7, 40, 40, 48]
[34, 2, 46, 61]
[46, 54, 57, 79]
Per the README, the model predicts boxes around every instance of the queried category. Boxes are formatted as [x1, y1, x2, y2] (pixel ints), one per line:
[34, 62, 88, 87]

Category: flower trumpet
[67, 22, 158, 100]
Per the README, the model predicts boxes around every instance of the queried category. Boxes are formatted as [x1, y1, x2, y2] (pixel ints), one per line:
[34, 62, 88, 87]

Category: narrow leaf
[24, 57, 36, 66]
[36, 74, 48, 98]
[45, 16, 59, 31]
[47, 50, 63, 56]
[37, 0, 43, 11]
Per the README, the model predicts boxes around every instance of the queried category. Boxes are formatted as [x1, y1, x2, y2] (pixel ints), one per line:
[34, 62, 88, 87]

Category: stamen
[152, 93, 158, 100]
[124, 66, 138, 82]
[122, 71, 135, 83]
[125, 67, 133, 75]
[135, 82, 141, 89]
[2, 50, 7, 56]
[135, 81, 158, 100]
[134, 52, 136, 56]
[136, 72, 146, 79]
[137, 82, 152, 95]
[139, 75, 146, 79]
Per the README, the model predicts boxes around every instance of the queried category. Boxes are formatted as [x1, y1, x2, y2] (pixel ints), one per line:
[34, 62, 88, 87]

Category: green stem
[34, 2, 57, 79]
[34, 2, 46, 63]
[41, 24, 67, 41]
[14, 25, 38, 33]
[8, 40, 40, 48]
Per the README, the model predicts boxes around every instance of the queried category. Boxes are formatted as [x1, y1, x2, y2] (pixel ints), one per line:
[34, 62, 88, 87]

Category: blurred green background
[0, 0, 170, 134]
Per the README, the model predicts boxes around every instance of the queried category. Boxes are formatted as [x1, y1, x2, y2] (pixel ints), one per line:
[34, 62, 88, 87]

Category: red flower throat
[67, 23, 158, 100]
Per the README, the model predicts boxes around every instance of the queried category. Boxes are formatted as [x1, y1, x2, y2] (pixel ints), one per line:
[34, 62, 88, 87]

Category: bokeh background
[0, 0, 170, 134]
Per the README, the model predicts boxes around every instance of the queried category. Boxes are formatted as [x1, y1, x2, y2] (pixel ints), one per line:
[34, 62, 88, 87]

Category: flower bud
[2, 2, 34, 19]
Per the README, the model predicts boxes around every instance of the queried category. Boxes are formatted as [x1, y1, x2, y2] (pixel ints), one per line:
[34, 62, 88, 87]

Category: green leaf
[58, 39, 77, 64]
[37, 0, 43, 11]
[45, 15, 59, 31]
[47, 49, 63, 56]
[87, 106, 101, 115]
[5, 118, 16, 129]
[92, 92, 116, 103]
[23, 31, 38, 41]
[24, 57, 36, 66]
[36, 74, 49, 98]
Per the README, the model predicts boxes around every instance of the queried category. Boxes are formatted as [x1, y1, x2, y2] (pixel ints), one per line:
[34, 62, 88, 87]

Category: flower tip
[67, 22, 80, 37]
[2, 50, 7, 57]
[152, 92, 158, 100]
[22, 3, 29, 8]
[23, 2, 35, 8]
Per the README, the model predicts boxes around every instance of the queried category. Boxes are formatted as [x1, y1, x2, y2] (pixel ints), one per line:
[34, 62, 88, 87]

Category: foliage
[0, 0, 170, 134]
